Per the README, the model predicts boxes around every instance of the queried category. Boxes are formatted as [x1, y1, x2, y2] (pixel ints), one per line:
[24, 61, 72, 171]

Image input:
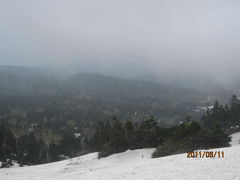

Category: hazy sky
[1, 0, 240, 80]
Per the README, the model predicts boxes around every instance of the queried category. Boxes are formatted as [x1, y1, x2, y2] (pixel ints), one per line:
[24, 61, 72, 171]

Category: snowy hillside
[230, 131, 240, 146]
[0, 132, 240, 180]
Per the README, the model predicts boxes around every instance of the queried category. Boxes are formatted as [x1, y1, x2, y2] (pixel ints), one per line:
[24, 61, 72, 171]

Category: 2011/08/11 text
[187, 151, 225, 158]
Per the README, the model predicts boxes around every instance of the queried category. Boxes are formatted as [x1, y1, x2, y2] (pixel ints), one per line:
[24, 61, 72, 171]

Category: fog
[1, 0, 240, 84]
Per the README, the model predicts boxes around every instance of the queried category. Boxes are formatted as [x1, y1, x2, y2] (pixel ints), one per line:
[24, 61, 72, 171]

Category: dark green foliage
[124, 120, 134, 148]
[90, 116, 128, 158]
[89, 115, 230, 158]
[17, 132, 41, 165]
[1, 95, 236, 167]
[0, 113, 232, 167]
[133, 116, 160, 149]
[0, 126, 17, 166]
[229, 95, 240, 110]
[108, 118, 128, 154]
[152, 122, 231, 158]
[95, 116, 164, 158]
[202, 95, 240, 132]
[0, 129, 48, 167]
[58, 134, 82, 157]
[0, 127, 84, 167]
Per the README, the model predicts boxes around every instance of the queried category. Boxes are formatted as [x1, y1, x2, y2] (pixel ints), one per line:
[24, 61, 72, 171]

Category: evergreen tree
[229, 95, 240, 125]
[229, 95, 240, 110]
[0, 126, 17, 166]
[124, 120, 134, 148]
[92, 120, 111, 150]
[134, 116, 159, 148]
[17, 132, 40, 165]
[108, 117, 127, 153]
[58, 133, 82, 157]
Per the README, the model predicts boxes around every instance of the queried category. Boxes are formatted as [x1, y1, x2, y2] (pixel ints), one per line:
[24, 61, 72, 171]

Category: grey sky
[0, 0, 240, 81]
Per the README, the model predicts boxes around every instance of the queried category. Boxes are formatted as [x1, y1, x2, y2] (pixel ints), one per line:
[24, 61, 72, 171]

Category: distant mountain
[0, 66, 213, 130]
[0, 65, 54, 77]
[0, 65, 235, 144]
[131, 73, 234, 104]
[0, 65, 233, 103]
[0, 66, 204, 102]
[0, 66, 59, 96]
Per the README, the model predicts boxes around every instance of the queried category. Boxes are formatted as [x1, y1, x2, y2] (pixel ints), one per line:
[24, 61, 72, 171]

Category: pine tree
[17, 132, 40, 165]
[229, 95, 240, 125]
[124, 120, 134, 148]
[229, 95, 240, 110]
[109, 117, 127, 153]
[0, 126, 17, 166]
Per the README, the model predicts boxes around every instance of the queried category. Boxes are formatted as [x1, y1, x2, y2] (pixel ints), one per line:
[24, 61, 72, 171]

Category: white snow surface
[230, 131, 240, 146]
[1, 132, 240, 180]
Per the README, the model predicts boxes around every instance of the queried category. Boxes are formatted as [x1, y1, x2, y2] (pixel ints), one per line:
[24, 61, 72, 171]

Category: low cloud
[0, 0, 240, 82]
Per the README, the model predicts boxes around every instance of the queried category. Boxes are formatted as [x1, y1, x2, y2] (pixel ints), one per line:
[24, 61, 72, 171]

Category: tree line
[2, 95, 239, 167]
[0, 126, 83, 167]
[202, 95, 240, 132]
[87, 116, 230, 158]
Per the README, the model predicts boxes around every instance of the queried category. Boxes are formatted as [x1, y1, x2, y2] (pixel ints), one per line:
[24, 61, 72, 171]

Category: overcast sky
[0, 0, 240, 81]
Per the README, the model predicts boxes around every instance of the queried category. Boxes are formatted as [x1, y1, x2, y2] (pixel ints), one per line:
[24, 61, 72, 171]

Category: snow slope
[0, 133, 240, 180]
[230, 131, 240, 146]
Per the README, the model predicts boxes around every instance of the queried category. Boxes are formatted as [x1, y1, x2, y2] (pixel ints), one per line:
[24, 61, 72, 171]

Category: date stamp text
[187, 151, 225, 158]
